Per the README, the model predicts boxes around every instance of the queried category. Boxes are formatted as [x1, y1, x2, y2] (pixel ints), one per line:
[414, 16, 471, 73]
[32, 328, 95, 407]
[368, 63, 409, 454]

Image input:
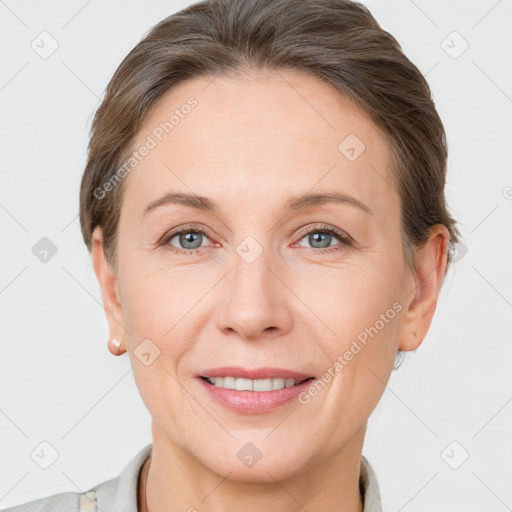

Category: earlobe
[398, 225, 449, 352]
[108, 337, 126, 356]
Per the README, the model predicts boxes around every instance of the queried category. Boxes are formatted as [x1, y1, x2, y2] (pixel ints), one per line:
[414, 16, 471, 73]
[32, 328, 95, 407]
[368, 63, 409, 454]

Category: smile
[201, 376, 313, 391]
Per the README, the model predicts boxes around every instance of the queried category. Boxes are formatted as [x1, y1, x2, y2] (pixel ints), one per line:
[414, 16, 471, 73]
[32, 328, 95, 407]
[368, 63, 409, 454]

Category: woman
[5, 0, 460, 510]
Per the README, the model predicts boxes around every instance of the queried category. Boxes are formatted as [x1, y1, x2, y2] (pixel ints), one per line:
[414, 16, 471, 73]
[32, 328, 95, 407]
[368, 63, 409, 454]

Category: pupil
[311, 232, 330, 248]
[180, 232, 201, 249]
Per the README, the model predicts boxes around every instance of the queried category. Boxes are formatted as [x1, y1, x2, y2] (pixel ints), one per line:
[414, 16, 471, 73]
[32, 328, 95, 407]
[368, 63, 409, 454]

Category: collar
[360, 453, 383, 511]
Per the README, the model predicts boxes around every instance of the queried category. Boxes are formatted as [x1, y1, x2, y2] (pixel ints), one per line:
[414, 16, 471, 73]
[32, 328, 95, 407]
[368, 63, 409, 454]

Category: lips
[197, 366, 315, 381]
[196, 368, 317, 414]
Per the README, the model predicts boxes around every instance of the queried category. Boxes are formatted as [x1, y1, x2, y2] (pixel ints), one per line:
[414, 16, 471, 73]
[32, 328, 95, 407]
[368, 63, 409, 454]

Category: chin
[193, 437, 317, 483]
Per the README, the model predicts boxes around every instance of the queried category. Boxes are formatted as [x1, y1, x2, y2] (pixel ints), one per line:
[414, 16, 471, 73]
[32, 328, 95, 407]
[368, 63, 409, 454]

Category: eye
[161, 226, 213, 255]
[294, 224, 352, 252]
[159, 223, 352, 256]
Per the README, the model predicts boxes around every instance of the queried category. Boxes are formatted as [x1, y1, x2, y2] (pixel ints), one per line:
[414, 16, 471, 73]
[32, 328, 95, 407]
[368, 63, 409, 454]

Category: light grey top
[2, 444, 382, 511]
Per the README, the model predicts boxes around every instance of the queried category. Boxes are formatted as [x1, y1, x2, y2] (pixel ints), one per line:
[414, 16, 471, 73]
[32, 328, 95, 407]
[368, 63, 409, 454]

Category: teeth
[206, 376, 302, 391]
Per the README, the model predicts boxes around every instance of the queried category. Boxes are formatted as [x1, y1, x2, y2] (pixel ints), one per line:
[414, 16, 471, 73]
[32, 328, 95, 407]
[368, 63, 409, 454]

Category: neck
[144, 421, 366, 512]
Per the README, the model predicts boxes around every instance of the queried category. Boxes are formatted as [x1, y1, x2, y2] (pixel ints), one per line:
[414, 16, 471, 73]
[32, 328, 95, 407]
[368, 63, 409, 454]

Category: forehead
[125, 69, 398, 222]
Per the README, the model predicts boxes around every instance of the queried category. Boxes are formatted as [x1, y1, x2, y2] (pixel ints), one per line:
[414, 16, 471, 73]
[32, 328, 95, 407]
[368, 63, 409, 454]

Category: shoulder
[1, 487, 111, 512]
[1, 444, 152, 512]
[1, 491, 80, 512]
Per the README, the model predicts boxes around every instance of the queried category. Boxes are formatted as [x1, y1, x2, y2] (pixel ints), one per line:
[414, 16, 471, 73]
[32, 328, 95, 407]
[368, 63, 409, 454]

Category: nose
[215, 248, 293, 342]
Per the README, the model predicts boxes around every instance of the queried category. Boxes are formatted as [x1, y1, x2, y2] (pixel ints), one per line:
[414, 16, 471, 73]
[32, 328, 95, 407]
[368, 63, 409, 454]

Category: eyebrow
[142, 191, 373, 217]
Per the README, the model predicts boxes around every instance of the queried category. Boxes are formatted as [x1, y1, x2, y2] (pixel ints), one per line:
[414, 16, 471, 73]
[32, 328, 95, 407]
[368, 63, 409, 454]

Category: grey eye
[299, 230, 340, 249]
[313, 232, 331, 248]
[169, 231, 207, 250]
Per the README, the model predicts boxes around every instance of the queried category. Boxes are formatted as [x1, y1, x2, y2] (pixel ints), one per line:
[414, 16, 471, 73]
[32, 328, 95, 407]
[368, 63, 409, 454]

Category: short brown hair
[79, 0, 461, 278]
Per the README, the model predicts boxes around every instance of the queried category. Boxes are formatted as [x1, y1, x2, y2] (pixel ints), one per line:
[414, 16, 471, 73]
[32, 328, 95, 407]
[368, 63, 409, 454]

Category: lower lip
[197, 377, 315, 414]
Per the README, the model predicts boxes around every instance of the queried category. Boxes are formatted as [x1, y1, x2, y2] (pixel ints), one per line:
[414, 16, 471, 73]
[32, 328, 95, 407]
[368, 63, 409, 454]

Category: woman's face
[95, 69, 438, 481]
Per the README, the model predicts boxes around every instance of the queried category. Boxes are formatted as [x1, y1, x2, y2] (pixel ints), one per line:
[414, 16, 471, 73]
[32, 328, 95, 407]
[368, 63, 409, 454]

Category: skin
[91, 69, 449, 512]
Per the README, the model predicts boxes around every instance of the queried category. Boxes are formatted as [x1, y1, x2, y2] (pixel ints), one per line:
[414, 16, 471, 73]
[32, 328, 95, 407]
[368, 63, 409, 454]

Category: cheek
[121, 269, 194, 423]
[297, 255, 400, 329]
[305, 259, 403, 380]
[118, 263, 213, 414]
[303, 271, 402, 439]
[120, 261, 209, 338]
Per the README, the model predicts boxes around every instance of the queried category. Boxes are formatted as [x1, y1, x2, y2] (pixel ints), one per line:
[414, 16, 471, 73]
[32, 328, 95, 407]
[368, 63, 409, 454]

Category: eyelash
[159, 224, 353, 256]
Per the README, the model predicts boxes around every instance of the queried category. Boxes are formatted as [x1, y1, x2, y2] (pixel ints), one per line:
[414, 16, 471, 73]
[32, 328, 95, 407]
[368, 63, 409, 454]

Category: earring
[392, 349, 405, 371]
[110, 338, 124, 354]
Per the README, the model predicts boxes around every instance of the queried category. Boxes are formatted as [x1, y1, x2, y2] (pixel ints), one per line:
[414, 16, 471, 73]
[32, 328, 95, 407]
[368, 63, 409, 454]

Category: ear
[398, 224, 450, 351]
[91, 225, 127, 355]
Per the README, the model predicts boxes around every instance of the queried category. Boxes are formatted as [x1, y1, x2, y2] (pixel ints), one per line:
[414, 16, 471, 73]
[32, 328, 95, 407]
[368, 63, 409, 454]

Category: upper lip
[198, 367, 315, 381]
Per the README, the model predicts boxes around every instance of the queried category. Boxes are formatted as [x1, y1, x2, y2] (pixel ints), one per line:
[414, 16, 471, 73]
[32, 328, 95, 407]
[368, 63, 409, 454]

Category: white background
[1, 0, 511, 510]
